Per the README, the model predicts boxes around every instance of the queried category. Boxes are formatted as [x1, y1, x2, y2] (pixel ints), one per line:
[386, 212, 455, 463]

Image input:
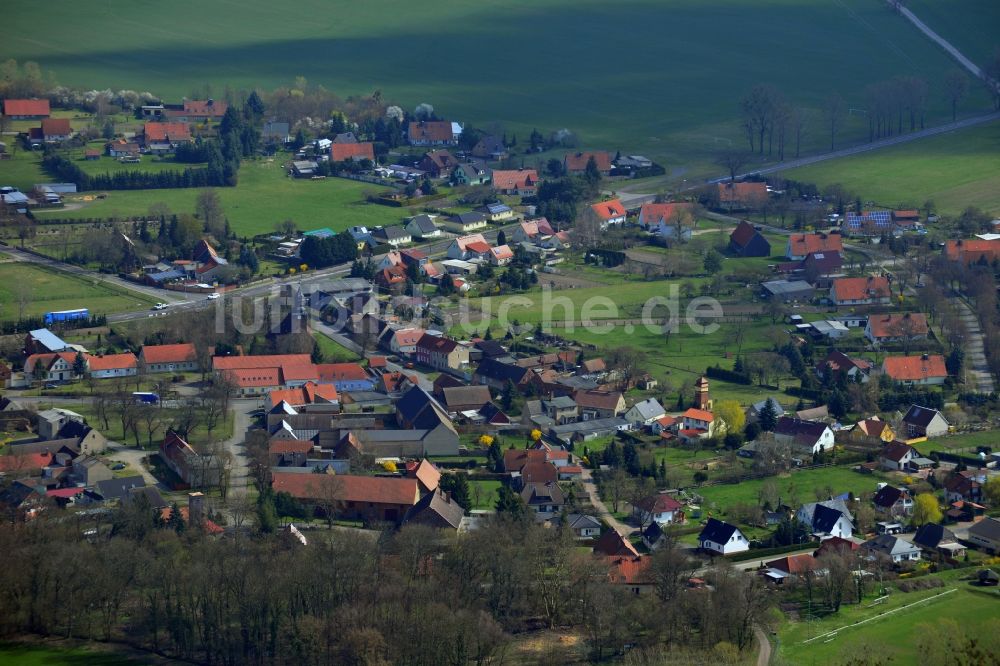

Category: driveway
[579, 468, 634, 536]
[222, 398, 258, 497]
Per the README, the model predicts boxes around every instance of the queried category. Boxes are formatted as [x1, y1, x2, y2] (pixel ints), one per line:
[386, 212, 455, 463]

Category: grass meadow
[2, 0, 992, 174]
[17, 154, 404, 237]
[0, 262, 157, 322]
[904, 0, 1000, 66]
[783, 120, 1000, 216]
[696, 466, 888, 515]
[0, 642, 142, 665]
[778, 584, 1000, 665]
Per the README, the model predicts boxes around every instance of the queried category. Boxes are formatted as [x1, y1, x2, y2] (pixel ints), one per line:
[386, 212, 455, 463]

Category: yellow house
[851, 417, 894, 444]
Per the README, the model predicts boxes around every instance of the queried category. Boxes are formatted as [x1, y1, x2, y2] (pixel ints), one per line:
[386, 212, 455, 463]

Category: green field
[0, 643, 142, 666]
[2, 0, 991, 172]
[697, 465, 887, 514]
[778, 585, 1000, 665]
[313, 331, 361, 362]
[905, 0, 1000, 66]
[5, 152, 404, 237]
[0, 262, 156, 322]
[783, 120, 1000, 215]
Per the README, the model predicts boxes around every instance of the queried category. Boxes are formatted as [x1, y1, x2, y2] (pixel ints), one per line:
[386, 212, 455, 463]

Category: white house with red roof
[864, 313, 928, 345]
[881, 354, 948, 386]
[830, 276, 891, 306]
[139, 343, 198, 373]
[633, 492, 685, 526]
[512, 218, 556, 244]
[589, 199, 627, 228]
[680, 408, 716, 436]
[785, 232, 844, 261]
[447, 233, 491, 260]
[87, 353, 138, 379]
[492, 169, 539, 196]
[489, 244, 514, 265]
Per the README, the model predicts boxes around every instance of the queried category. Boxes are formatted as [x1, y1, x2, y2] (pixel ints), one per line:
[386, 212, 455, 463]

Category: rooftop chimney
[188, 491, 204, 526]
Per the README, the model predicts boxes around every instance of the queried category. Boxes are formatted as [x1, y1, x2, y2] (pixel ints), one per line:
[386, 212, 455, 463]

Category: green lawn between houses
[2, 0, 992, 177]
[0, 262, 157, 322]
[696, 465, 888, 517]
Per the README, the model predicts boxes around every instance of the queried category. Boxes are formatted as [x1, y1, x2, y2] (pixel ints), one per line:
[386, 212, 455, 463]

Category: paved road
[223, 398, 259, 497]
[0, 243, 196, 305]
[710, 111, 1000, 183]
[580, 468, 635, 536]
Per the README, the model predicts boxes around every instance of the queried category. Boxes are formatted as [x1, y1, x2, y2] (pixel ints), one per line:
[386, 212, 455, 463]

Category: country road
[713, 111, 1000, 183]
[891, 0, 989, 81]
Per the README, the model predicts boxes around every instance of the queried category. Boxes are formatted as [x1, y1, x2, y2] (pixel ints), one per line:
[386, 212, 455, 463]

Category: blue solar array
[845, 211, 892, 230]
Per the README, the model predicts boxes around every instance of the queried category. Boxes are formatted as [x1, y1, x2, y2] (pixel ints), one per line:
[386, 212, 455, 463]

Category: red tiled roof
[270, 440, 314, 455]
[636, 493, 683, 513]
[3, 99, 50, 116]
[141, 343, 196, 364]
[144, 122, 191, 142]
[416, 334, 458, 354]
[87, 353, 138, 371]
[158, 505, 224, 534]
[590, 199, 625, 221]
[682, 408, 714, 423]
[411, 459, 441, 492]
[867, 313, 928, 339]
[213, 354, 312, 370]
[504, 449, 546, 473]
[268, 381, 339, 407]
[464, 241, 491, 254]
[0, 451, 54, 472]
[521, 461, 558, 484]
[640, 202, 693, 226]
[408, 121, 454, 143]
[593, 530, 640, 557]
[604, 555, 652, 585]
[47, 487, 86, 499]
[492, 169, 538, 190]
[316, 362, 369, 382]
[182, 99, 228, 117]
[788, 232, 843, 256]
[573, 390, 623, 411]
[882, 355, 947, 382]
[331, 142, 375, 161]
[41, 118, 71, 136]
[718, 181, 767, 204]
[454, 233, 487, 251]
[945, 239, 1000, 264]
[766, 553, 820, 574]
[729, 221, 757, 247]
[564, 151, 611, 173]
[832, 276, 890, 302]
[490, 245, 514, 260]
[881, 440, 915, 463]
[271, 472, 420, 506]
[368, 356, 387, 368]
[228, 367, 281, 388]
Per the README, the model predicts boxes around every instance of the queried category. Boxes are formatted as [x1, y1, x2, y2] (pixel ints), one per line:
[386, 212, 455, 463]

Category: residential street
[580, 467, 634, 536]
[222, 398, 259, 497]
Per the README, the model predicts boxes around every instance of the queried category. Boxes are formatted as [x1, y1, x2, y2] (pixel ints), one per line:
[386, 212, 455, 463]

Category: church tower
[695, 375, 712, 410]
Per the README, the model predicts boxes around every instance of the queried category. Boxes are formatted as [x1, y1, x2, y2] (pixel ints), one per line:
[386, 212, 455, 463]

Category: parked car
[206, 293, 220, 300]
